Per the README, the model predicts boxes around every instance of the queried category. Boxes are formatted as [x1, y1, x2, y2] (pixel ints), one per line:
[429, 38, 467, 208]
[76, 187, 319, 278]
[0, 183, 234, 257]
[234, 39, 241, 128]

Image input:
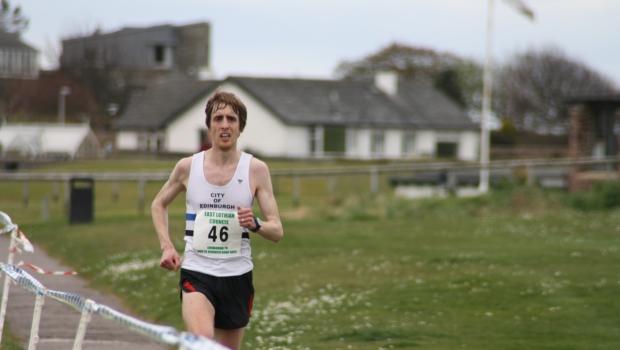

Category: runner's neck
[205, 148, 241, 167]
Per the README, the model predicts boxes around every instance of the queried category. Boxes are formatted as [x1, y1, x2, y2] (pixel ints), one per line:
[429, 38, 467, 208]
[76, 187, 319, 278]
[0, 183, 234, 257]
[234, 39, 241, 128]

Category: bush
[568, 181, 620, 211]
[490, 118, 517, 145]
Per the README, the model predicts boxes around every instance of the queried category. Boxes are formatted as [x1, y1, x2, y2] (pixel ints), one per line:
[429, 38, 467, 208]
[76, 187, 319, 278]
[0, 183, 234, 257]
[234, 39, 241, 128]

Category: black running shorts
[179, 268, 254, 329]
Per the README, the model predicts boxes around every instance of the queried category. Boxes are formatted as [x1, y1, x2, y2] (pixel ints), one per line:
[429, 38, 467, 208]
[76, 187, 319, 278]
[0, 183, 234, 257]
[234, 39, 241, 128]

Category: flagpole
[479, 0, 494, 193]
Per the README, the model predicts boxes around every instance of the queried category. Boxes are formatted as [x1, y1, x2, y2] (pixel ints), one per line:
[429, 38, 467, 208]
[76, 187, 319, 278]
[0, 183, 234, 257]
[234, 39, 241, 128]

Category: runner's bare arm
[151, 157, 190, 270]
[238, 159, 283, 242]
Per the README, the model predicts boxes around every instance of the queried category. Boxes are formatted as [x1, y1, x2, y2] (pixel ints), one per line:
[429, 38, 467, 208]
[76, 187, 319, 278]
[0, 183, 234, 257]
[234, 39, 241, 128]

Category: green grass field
[1, 159, 619, 349]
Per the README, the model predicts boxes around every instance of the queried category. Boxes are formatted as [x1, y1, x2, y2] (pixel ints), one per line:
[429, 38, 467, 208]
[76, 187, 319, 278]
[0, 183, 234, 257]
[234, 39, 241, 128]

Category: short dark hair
[204, 91, 247, 131]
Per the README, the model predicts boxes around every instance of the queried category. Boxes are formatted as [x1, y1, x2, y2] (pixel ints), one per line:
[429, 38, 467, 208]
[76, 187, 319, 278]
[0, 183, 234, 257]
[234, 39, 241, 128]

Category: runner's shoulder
[172, 156, 192, 180]
[249, 157, 270, 176]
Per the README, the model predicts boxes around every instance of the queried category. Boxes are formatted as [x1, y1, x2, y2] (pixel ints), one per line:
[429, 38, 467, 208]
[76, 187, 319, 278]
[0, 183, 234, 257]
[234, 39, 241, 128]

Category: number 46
[208, 226, 229, 242]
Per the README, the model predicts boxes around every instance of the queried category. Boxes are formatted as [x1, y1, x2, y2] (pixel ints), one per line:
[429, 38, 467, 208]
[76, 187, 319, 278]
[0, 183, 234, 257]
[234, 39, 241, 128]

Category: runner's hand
[237, 207, 256, 230]
[160, 246, 181, 271]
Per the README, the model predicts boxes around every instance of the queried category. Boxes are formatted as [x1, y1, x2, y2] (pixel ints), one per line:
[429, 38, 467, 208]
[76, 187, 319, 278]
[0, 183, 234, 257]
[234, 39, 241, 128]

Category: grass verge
[9, 185, 620, 350]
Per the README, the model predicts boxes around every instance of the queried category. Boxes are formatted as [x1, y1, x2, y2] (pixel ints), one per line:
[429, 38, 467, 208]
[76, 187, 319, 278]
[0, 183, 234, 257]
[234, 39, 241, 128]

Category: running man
[151, 91, 284, 349]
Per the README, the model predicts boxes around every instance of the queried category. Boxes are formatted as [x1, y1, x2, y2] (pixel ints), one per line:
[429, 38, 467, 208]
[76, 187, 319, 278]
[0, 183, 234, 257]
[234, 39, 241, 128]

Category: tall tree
[0, 0, 29, 34]
[495, 46, 617, 133]
[334, 42, 482, 109]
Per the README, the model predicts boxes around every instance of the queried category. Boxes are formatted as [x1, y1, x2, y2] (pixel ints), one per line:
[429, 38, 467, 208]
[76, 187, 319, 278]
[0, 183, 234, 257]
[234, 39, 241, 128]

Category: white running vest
[182, 151, 254, 277]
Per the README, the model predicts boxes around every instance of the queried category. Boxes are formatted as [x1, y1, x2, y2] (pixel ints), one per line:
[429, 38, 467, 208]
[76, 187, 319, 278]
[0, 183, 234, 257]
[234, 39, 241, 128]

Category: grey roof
[228, 76, 409, 127]
[229, 76, 476, 129]
[394, 78, 478, 129]
[116, 75, 476, 131]
[0, 31, 37, 51]
[62, 22, 209, 44]
[115, 77, 217, 130]
[62, 24, 175, 43]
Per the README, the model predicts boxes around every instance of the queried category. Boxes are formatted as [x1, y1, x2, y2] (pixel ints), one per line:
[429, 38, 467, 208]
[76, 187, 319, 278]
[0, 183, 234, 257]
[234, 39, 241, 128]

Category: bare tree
[57, 26, 137, 122]
[42, 37, 61, 69]
[495, 46, 617, 133]
[0, 0, 29, 34]
[334, 42, 483, 109]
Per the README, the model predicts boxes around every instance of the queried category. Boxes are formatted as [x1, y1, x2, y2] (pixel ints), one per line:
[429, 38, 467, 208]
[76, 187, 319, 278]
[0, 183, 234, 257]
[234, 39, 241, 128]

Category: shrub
[568, 181, 620, 211]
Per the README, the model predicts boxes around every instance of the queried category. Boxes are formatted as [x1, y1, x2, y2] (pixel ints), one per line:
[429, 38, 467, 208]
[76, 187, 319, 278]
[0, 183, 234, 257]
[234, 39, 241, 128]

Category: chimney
[374, 71, 398, 96]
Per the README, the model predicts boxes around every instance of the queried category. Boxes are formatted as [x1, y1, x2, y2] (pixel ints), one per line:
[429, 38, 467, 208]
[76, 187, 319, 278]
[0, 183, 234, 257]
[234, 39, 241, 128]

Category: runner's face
[209, 104, 240, 150]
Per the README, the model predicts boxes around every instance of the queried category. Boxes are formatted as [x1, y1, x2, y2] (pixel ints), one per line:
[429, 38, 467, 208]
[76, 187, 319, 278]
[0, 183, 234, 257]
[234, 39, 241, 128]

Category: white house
[0, 123, 100, 159]
[115, 73, 479, 161]
[0, 31, 38, 79]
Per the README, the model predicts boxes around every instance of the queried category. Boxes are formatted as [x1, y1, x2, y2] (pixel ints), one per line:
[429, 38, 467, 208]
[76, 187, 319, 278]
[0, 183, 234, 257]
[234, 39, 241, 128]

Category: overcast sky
[15, 0, 620, 87]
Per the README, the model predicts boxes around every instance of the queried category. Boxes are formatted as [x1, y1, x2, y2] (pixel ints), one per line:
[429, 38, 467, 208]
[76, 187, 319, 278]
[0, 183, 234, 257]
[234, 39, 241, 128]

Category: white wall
[165, 98, 207, 153]
[345, 128, 358, 158]
[458, 131, 479, 161]
[435, 131, 460, 143]
[354, 128, 372, 159]
[415, 130, 435, 158]
[384, 129, 401, 159]
[345, 128, 414, 159]
[116, 131, 139, 150]
[424, 130, 480, 161]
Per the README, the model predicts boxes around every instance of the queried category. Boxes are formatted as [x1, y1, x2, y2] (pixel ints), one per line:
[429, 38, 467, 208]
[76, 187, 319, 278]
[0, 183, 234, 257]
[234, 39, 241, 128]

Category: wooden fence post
[292, 176, 300, 207]
[326, 176, 337, 194]
[63, 179, 70, 216]
[526, 163, 535, 187]
[52, 182, 60, 202]
[22, 181, 29, 208]
[446, 170, 457, 195]
[137, 179, 146, 216]
[41, 196, 49, 221]
[112, 182, 120, 203]
[370, 168, 379, 193]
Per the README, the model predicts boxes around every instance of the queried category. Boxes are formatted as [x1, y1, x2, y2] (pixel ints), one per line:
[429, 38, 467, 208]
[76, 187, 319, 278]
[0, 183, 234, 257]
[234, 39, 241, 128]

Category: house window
[371, 129, 385, 156]
[436, 142, 458, 158]
[154, 45, 165, 64]
[323, 126, 345, 155]
[402, 130, 416, 155]
[153, 44, 173, 68]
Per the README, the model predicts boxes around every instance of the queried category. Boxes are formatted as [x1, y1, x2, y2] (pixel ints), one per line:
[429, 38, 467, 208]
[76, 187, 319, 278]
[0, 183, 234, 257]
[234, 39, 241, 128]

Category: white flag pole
[479, 0, 495, 193]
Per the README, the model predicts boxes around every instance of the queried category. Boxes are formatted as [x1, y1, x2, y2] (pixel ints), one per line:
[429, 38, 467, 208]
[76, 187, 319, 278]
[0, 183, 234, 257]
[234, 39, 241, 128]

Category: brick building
[567, 95, 620, 190]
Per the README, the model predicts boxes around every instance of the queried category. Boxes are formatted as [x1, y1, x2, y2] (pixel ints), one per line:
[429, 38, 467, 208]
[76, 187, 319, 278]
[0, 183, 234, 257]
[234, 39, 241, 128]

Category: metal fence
[0, 211, 228, 350]
[0, 156, 618, 214]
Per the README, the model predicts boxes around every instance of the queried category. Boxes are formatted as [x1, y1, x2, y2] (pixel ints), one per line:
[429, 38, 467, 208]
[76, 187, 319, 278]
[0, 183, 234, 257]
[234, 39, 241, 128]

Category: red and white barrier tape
[7, 229, 78, 275]
[16, 229, 34, 253]
[9, 229, 34, 254]
[16, 261, 78, 276]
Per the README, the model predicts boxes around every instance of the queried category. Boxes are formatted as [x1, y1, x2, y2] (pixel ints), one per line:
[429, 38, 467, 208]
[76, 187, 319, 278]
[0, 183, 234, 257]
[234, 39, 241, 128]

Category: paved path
[0, 235, 170, 350]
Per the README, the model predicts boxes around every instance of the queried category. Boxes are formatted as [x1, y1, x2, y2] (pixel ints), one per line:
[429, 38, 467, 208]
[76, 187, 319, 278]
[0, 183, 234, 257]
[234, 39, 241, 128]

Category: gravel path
[0, 235, 170, 350]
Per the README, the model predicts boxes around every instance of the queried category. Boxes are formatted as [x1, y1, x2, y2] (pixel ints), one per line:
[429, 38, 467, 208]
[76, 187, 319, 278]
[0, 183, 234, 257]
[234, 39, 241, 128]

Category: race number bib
[193, 209, 243, 258]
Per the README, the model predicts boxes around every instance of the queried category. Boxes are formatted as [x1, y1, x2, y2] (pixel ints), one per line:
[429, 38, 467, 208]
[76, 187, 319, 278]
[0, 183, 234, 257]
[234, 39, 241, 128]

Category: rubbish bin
[69, 177, 94, 224]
